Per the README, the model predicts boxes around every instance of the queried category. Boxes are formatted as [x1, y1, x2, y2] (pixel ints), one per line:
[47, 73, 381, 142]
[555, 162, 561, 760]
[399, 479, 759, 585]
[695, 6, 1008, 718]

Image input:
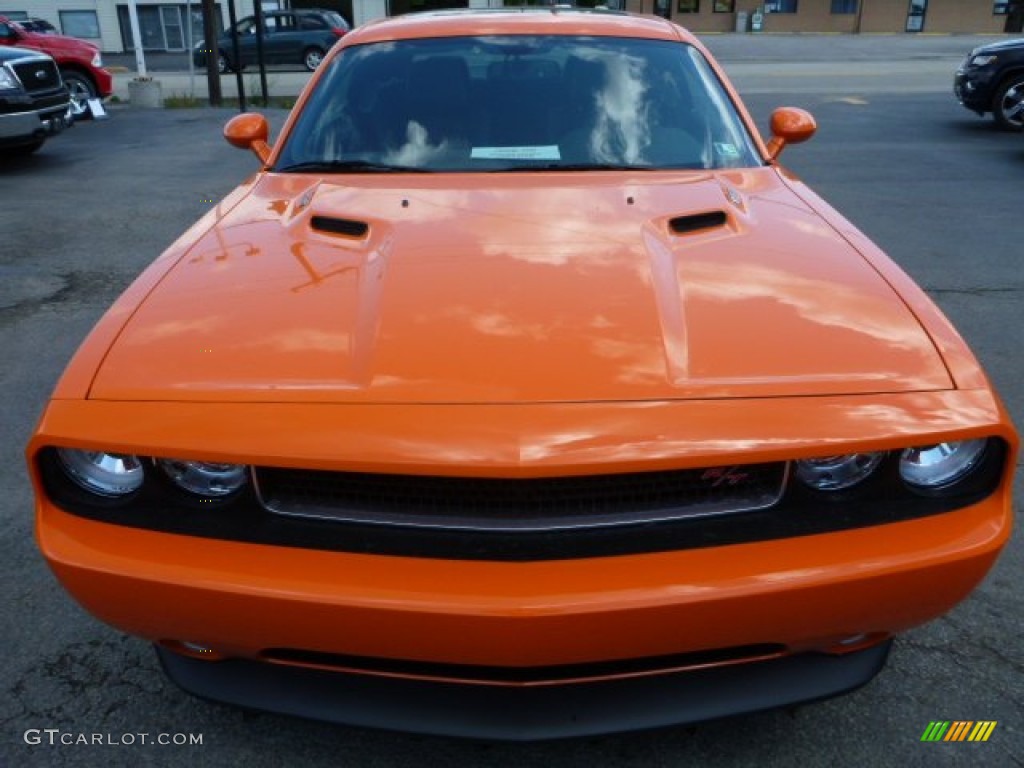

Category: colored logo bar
[921, 721, 997, 742]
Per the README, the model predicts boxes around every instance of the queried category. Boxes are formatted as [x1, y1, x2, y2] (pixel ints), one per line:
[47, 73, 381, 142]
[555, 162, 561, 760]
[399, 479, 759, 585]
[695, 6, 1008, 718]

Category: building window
[118, 4, 217, 51]
[59, 10, 100, 39]
[993, 1, 1009, 13]
[714, 1, 735, 10]
[677, 0, 699, 12]
[765, 1, 798, 12]
[831, 0, 858, 13]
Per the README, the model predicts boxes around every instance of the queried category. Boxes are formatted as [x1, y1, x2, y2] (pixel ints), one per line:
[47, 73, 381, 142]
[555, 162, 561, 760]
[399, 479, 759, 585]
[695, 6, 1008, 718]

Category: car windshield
[275, 35, 762, 173]
[20, 20, 57, 34]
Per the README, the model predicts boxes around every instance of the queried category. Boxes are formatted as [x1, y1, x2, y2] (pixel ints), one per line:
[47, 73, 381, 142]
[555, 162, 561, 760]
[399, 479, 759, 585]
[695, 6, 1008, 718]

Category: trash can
[751, 9, 764, 32]
[735, 11, 749, 33]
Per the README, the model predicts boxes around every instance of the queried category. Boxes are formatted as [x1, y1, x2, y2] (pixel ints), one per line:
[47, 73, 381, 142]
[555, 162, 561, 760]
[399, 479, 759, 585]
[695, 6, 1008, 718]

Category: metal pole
[253, 0, 269, 106]
[201, 0, 222, 106]
[854, 0, 865, 34]
[186, 0, 194, 97]
[227, 0, 246, 112]
[126, 0, 147, 76]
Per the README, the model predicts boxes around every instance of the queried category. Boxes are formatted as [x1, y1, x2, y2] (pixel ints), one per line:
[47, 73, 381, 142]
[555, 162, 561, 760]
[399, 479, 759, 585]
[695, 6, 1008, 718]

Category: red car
[0, 16, 112, 118]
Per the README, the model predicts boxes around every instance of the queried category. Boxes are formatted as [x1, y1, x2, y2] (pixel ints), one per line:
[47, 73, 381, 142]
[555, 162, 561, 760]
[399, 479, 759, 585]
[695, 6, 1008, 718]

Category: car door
[262, 13, 294, 66]
[224, 16, 257, 68]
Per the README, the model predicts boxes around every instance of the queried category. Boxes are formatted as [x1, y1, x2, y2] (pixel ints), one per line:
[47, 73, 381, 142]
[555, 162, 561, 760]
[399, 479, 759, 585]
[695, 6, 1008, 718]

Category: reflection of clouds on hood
[384, 121, 449, 167]
[587, 54, 651, 164]
[684, 260, 928, 351]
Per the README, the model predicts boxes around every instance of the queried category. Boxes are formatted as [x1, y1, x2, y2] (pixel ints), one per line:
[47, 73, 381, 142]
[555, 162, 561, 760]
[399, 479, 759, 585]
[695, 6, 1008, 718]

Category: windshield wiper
[276, 160, 434, 174]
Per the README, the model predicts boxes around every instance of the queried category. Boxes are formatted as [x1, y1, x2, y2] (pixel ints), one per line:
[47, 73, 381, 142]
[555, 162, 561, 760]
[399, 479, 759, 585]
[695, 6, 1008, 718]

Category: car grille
[11, 59, 62, 94]
[253, 462, 788, 531]
[260, 643, 789, 686]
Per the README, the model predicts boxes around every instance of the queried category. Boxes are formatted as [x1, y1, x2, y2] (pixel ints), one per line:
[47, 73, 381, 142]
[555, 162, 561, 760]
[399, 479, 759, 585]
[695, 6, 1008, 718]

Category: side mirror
[765, 107, 816, 161]
[224, 112, 271, 165]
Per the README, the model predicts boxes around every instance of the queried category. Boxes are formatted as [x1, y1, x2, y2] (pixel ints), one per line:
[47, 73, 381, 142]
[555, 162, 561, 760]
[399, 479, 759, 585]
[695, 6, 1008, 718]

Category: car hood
[89, 169, 952, 404]
[19, 31, 98, 56]
[973, 37, 1024, 55]
[0, 45, 50, 63]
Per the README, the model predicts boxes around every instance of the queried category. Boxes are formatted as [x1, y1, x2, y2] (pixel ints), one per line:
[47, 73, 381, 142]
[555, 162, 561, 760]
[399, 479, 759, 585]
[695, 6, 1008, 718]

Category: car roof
[346, 9, 692, 46]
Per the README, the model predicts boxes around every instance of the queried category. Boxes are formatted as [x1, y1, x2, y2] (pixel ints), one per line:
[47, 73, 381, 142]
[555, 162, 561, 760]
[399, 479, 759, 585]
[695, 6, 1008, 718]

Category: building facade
[0, 0, 264, 54]
[0, 0, 1019, 53]
[641, 0, 1021, 34]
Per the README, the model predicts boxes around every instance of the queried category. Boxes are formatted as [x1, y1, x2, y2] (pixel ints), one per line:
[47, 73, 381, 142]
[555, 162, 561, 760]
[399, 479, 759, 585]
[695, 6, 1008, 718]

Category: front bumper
[31, 392, 1015, 734]
[954, 68, 996, 113]
[93, 67, 114, 98]
[157, 639, 892, 739]
[39, 492, 1007, 670]
[0, 100, 72, 144]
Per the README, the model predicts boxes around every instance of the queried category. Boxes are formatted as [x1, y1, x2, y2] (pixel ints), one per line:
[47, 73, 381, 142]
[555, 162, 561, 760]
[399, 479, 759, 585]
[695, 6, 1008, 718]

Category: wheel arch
[58, 63, 98, 91]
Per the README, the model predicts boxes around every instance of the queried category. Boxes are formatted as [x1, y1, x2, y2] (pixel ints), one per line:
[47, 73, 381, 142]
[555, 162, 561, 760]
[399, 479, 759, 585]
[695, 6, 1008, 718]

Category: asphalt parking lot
[2, 33, 1023, 768]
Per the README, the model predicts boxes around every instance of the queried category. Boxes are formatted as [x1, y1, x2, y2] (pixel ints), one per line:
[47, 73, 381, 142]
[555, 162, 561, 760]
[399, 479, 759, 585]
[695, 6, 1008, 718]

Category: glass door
[905, 0, 927, 32]
[161, 6, 184, 50]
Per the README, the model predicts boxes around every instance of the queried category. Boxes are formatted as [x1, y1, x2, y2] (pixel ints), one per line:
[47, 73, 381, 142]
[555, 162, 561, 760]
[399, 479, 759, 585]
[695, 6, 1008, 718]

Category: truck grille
[253, 462, 787, 532]
[11, 59, 62, 94]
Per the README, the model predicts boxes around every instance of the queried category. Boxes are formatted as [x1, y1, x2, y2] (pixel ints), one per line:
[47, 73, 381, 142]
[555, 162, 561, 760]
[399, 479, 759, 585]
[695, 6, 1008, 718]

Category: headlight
[899, 440, 988, 491]
[0, 67, 19, 90]
[56, 448, 144, 497]
[795, 452, 884, 491]
[969, 54, 997, 67]
[157, 459, 248, 497]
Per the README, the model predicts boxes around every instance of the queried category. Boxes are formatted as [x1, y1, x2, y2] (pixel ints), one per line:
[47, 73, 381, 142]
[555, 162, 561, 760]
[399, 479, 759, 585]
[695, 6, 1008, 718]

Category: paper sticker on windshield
[471, 146, 561, 161]
[714, 143, 740, 158]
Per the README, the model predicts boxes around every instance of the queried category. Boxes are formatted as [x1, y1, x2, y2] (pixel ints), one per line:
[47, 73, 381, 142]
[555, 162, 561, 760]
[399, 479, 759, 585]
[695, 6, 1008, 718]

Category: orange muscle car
[27, 10, 1017, 739]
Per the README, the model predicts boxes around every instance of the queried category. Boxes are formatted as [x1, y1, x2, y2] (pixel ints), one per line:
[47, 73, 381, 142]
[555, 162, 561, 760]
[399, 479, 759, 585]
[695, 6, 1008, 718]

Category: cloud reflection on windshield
[583, 52, 652, 165]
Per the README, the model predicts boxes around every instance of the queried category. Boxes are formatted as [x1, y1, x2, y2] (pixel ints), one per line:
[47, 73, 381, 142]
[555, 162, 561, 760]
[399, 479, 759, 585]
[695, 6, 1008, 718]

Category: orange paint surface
[27, 11, 1017, 688]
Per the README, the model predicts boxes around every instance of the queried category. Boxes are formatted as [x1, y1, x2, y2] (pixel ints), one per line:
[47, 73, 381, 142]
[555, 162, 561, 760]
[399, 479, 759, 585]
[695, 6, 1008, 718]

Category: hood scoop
[669, 210, 728, 235]
[311, 215, 369, 239]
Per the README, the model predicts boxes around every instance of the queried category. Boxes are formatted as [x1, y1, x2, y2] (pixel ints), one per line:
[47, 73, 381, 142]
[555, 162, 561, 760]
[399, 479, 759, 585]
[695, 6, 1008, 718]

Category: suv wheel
[992, 73, 1024, 132]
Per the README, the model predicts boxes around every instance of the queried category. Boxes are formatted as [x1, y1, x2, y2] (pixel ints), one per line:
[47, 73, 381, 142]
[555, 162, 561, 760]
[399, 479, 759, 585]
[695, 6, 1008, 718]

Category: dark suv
[954, 37, 1024, 131]
[0, 46, 71, 155]
[195, 9, 349, 73]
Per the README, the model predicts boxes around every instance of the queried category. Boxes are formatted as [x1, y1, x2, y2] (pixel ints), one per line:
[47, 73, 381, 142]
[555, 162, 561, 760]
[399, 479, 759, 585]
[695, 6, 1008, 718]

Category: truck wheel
[60, 70, 97, 120]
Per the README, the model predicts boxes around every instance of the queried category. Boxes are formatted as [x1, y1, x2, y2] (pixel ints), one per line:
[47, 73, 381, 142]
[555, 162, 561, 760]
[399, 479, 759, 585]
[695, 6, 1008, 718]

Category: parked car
[0, 15, 112, 119]
[194, 8, 349, 73]
[30, 10, 1017, 740]
[0, 46, 72, 155]
[954, 37, 1024, 131]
